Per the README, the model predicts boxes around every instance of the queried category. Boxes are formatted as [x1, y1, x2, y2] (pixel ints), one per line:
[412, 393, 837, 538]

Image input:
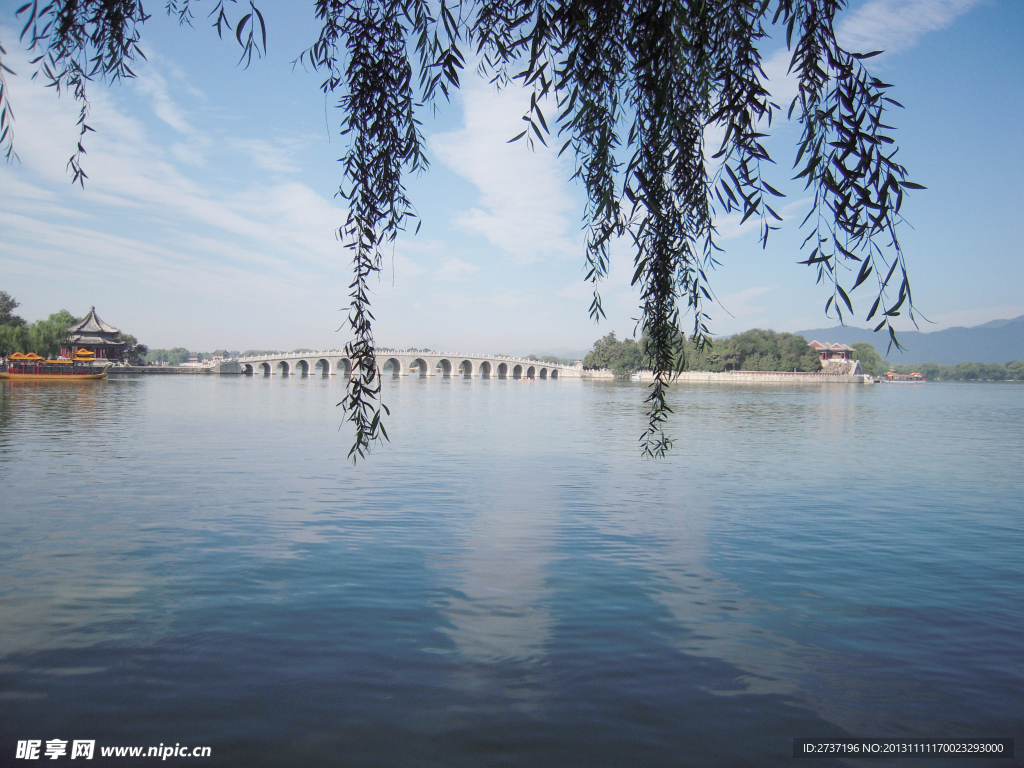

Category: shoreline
[585, 370, 874, 384]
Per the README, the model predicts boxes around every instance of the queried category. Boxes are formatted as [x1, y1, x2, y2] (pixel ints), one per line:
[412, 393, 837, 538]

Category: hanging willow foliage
[4, 0, 921, 460]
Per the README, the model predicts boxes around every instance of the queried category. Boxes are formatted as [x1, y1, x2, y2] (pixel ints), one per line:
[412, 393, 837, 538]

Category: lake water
[0, 375, 1021, 766]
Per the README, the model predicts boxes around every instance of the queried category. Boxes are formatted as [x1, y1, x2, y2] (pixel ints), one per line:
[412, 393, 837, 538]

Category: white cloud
[431, 78, 583, 265]
[434, 257, 480, 282]
[760, 47, 800, 109]
[710, 286, 776, 322]
[133, 68, 200, 138]
[836, 0, 983, 55]
[230, 137, 305, 174]
[759, 0, 982, 107]
[0, 34, 356, 347]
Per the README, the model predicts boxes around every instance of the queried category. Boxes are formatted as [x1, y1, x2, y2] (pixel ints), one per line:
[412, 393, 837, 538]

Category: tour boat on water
[881, 370, 926, 384]
[0, 351, 112, 381]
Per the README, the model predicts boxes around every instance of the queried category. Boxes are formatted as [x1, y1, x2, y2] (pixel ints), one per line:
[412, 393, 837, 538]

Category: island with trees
[579, 329, 1024, 382]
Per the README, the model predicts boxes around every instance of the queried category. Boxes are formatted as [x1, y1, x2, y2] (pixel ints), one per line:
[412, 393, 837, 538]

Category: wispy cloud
[434, 257, 481, 282]
[230, 137, 306, 174]
[760, 0, 982, 106]
[0, 35, 353, 346]
[133, 68, 201, 138]
[714, 196, 812, 241]
[836, 0, 983, 55]
[431, 78, 582, 265]
[711, 286, 776, 322]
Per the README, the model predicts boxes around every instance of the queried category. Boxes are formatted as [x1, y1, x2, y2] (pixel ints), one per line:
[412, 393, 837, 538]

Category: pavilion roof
[808, 340, 855, 352]
[68, 306, 121, 335]
[70, 335, 125, 347]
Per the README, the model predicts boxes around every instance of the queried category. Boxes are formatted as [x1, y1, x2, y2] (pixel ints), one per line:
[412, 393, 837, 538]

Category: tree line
[887, 361, 1024, 381]
[144, 349, 325, 364]
[582, 329, 1024, 381]
[583, 330, 823, 376]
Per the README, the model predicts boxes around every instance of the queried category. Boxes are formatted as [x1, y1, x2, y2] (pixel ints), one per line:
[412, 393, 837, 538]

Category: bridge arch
[335, 358, 352, 377]
[512, 364, 523, 380]
[497, 362, 508, 379]
[550, 368, 558, 379]
[315, 358, 331, 376]
[277, 360, 290, 376]
[259, 362, 272, 376]
[539, 367, 547, 379]
[459, 360, 473, 377]
[295, 359, 310, 376]
[437, 359, 452, 377]
[412, 358, 429, 378]
[526, 366, 536, 380]
[242, 363, 254, 375]
[382, 357, 401, 377]
[479, 361, 491, 378]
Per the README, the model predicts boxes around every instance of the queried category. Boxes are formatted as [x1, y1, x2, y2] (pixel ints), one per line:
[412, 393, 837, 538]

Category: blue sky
[1, 0, 1021, 355]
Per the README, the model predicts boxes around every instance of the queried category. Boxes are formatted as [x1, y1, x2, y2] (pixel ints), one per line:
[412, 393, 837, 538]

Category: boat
[881, 370, 926, 384]
[1, 351, 112, 381]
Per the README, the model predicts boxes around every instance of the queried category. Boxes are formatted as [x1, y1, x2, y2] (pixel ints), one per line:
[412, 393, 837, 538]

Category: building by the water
[62, 307, 126, 361]
[808, 340, 860, 375]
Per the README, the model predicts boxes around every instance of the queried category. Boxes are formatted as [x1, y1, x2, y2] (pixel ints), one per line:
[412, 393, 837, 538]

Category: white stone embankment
[106, 361, 242, 375]
[580, 369, 617, 380]
[669, 371, 872, 384]
[585, 370, 873, 384]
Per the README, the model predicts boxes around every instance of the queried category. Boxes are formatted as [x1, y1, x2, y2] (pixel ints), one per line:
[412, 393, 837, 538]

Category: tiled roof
[808, 340, 855, 352]
[68, 306, 121, 335]
[69, 335, 124, 346]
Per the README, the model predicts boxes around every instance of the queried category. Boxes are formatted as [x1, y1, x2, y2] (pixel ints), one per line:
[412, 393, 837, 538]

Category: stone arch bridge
[235, 350, 582, 380]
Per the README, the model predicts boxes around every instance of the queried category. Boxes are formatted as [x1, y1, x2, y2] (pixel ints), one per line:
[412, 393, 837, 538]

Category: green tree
[32, 310, 79, 358]
[146, 347, 191, 366]
[915, 362, 943, 380]
[851, 342, 884, 376]
[977, 362, 1005, 381]
[955, 362, 980, 381]
[2, 310, 81, 358]
[4, 0, 922, 459]
[0, 290, 26, 327]
[887, 361, 1018, 382]
[539, 355, 574, 365]
[0, 324, 28, 357]
[583, 332, 646, 376]
[0, 290, 29, 356]
[691, 329, 819, 373]
[119, 333, 149, 365]
[0, 305, 83, 358]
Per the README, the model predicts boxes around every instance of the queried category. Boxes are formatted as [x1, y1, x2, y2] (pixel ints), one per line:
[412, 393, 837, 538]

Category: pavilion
[62, 307, 126, 361]
[807, 340, 859, 375]
[807, 340, 855, 363]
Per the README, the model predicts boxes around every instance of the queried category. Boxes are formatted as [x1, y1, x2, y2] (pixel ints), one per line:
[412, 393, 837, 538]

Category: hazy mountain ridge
[795, 315, 1024, 365]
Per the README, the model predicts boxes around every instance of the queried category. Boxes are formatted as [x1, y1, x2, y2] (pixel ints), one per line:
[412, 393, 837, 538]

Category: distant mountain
[521, 347, 590, 360]
[795, 316, 1024, 365]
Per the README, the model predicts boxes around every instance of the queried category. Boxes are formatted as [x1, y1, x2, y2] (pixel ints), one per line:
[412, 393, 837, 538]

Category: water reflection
[0, 376, 1020, 763]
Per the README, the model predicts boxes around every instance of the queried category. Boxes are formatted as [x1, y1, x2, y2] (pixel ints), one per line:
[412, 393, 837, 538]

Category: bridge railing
[235, 350, 576, 368]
